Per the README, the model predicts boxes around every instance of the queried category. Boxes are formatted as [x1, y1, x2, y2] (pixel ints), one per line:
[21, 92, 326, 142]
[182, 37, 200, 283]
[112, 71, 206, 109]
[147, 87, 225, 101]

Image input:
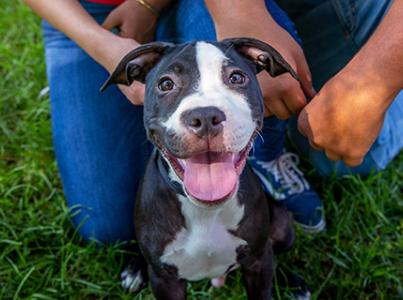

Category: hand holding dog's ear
[100, 42, 172, 104]
[216, 19, 315, 119]
[102, 0, 157, 43]
[100, 42, 170, 90]
[101, 0, 162, 105]
[99, 39, 148, 105]
[257, 38, 316, 119]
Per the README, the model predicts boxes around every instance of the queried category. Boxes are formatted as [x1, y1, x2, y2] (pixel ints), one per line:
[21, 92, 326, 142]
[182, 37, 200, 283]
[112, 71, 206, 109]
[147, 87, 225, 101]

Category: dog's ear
[100, 42, 173, 92]
[221, 37, 299, 81]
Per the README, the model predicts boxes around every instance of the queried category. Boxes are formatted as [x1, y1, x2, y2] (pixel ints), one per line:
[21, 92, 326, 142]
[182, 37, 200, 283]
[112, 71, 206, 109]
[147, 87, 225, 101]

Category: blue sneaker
[248, 151, 326, 233]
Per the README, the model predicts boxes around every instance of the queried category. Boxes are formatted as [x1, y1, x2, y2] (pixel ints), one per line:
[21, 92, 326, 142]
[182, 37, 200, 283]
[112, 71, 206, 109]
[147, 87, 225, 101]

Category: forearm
[24, 0, 119, 70]
[343, 1, 403, 107]
[205, 0, 280, 40]
[205, 0, 315, 117]
[144, 0, 173, 12]
[23, 0, 172, 72]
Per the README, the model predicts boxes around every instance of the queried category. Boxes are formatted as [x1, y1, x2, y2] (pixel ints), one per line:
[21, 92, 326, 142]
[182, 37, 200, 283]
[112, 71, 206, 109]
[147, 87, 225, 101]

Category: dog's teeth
[231, 153, 235, 162]
[178, 159, 186, 168]
[232, 153, 240, 164]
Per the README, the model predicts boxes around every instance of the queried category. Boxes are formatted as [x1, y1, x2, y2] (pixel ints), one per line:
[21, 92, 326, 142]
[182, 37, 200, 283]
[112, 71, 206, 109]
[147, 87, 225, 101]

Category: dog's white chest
[160, 195, 247, 281]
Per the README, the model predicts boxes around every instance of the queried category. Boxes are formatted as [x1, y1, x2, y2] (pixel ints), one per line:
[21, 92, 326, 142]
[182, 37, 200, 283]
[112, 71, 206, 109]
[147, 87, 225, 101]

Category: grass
[0, 1, 402, 299]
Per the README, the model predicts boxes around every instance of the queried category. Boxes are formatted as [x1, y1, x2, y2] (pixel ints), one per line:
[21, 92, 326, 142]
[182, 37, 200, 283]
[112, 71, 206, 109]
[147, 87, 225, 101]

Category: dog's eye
[229, 72, 246, 85]
[158, 78, 175, 92]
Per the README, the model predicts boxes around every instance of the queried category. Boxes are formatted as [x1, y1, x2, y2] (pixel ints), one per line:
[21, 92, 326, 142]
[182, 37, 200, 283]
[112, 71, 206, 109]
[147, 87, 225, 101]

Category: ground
[0, 1, 402, 299]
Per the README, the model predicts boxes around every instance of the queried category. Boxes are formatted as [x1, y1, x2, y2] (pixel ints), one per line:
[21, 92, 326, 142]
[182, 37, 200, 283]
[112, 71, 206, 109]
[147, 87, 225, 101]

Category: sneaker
[248, 151, 326, 233]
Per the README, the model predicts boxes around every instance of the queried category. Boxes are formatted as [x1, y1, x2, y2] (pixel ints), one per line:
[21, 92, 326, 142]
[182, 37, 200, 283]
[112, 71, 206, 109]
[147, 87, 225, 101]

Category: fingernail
[306, 74, 312, 84]
[311, 87, 317, 95]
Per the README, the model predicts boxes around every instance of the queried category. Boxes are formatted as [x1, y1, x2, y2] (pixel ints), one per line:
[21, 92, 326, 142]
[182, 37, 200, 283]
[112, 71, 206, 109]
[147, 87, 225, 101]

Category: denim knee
[69, 205, 135, 244]
[43, 7, 150, 245]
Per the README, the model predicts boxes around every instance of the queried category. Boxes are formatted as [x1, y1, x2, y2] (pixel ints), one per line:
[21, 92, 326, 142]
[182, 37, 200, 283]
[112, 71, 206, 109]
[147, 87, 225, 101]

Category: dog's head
[102, 38, 298, 207]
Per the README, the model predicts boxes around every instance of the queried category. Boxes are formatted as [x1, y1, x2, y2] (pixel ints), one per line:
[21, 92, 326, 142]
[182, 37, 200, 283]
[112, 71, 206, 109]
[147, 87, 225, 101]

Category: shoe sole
[295, 216, 326, 234]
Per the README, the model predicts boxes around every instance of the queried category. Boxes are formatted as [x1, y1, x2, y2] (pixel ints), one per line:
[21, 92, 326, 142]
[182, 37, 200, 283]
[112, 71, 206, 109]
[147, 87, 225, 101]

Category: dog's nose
[181, 107, 226, 137]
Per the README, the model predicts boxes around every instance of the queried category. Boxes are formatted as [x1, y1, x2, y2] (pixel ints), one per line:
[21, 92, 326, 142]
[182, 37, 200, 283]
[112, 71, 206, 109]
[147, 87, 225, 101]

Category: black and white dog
[102, 38, 301, 299]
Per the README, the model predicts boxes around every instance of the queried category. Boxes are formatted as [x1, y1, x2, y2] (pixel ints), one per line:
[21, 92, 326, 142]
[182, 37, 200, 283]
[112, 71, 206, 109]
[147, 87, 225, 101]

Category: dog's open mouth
[159, 132, 257, 204]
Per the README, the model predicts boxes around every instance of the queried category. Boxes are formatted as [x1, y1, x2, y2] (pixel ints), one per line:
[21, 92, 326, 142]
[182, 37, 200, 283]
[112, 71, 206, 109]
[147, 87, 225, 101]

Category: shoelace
[257, 152, 310, 195]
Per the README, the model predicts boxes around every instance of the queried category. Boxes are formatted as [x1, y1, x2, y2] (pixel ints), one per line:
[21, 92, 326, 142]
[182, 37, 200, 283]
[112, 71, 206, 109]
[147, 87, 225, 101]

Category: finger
[118, 27, 132, 39]
[309, 140, 322, 151]
[119, 83, 145, 105]
[265, 97, 292, 120]
[297, 108, 311, 138]
[118, 21, 138, 39]
[296, 53, 316, 99]
[325, 149, 342, 161]
[263, 106, 274, 117]
[343, 156, 364, 167]
[132, 83, 145, 104]
[282, 82, 307, 114]
[102, 10, 120, 30]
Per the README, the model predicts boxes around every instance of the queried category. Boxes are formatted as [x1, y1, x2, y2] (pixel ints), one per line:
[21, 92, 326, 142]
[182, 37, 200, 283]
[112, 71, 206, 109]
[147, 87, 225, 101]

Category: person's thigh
[280, 0, 402, 176]
[43, 2, 151, 243]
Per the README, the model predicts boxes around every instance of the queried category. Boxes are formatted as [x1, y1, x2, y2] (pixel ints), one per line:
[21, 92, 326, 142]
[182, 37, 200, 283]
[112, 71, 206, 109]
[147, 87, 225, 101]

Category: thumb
[131, 82, 145, 105]
[119, 82, 145, 105]
[102, 10, 120, 30]
[344, 156, 364, 167]
[297, 107, 311, 138]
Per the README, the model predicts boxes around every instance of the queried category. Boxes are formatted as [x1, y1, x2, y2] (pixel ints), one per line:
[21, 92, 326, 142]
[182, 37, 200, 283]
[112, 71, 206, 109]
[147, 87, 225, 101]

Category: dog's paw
[121, 264, 146, 293]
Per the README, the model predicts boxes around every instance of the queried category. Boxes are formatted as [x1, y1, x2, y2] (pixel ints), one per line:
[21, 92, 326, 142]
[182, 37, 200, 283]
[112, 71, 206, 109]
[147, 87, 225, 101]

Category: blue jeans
[43, 4, 151, 244]
[42, 0, 402, 243]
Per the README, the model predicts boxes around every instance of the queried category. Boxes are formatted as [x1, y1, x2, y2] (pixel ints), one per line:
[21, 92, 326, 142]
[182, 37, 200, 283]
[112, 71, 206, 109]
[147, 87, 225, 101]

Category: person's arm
[24, 0, 131, 72]
[205, 0, 315, 119]
[24, 0, 171, 103]
[298, 0, 403, 166]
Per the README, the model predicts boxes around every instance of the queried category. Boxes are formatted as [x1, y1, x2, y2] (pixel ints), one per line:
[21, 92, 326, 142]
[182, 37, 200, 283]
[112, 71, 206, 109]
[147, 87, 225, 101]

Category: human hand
[102, 0, 157, 43]
[215, 11, 315, 119]
[256, 27, 315, 119]
[101, 0, 161, 104]
[297, 70, 394, 166]
[101, 36, 146, 105]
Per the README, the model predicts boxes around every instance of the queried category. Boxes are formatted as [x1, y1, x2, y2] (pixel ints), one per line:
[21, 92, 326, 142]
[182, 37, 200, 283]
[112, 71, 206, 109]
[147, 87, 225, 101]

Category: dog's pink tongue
[183, 153, 237, 202]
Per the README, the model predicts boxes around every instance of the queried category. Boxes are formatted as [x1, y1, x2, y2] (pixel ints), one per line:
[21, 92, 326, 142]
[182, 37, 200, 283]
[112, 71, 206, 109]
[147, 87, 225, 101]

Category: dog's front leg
[148, 266, 187, 300]
[239, 243, 274, 300]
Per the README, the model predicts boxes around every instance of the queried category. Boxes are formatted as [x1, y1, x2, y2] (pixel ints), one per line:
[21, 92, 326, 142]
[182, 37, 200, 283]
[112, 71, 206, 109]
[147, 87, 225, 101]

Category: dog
[101, 37, 301, 300]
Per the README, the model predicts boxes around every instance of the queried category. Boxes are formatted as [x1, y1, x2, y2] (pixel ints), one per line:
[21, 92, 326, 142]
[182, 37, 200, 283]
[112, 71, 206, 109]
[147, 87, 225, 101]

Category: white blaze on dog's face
[162, 42, 256, 153]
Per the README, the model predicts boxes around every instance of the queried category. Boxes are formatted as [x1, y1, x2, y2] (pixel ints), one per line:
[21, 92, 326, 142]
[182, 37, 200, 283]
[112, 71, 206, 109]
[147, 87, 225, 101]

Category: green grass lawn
[1, 1, 402, 299]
